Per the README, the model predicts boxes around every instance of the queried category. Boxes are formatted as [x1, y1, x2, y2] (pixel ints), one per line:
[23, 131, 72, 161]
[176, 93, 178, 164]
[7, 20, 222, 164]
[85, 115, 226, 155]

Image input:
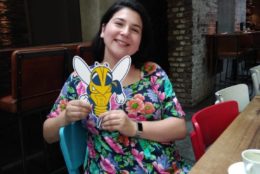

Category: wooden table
[189, 96, 260, 174]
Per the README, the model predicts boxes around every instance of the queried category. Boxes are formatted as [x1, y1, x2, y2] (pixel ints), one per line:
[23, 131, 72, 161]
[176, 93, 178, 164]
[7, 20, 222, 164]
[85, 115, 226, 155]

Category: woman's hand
[100, 110, 136, 137]
[64, 100, 92, 124]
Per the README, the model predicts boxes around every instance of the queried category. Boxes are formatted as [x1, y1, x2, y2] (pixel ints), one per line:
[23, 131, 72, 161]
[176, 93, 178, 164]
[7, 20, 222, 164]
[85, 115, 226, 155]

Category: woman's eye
[115, 22, 123, 27]
[131, 28, 140, 33]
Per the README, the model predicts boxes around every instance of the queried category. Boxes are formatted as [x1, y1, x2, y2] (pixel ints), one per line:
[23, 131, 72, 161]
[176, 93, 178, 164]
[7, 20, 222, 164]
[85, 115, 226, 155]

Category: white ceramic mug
[241, 149, 260, 174]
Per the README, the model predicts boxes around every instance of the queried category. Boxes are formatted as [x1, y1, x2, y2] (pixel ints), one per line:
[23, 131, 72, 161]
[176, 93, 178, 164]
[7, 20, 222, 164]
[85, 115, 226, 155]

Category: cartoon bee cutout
[73, 55, 131, 118]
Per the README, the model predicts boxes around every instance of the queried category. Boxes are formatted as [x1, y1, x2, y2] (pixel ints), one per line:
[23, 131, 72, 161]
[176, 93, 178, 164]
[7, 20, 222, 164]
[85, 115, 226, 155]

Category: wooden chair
[76, 42, 93, 64]
[0, 47, 68, 173]
[0, 48, 14, 97]
[61, 42, 93, 73]
[190, 101, 239, 161]
[215, 83, 250, 112]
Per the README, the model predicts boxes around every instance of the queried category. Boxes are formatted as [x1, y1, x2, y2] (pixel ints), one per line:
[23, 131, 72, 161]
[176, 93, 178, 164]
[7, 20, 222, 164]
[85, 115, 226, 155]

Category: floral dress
[48, 62, 190, 174]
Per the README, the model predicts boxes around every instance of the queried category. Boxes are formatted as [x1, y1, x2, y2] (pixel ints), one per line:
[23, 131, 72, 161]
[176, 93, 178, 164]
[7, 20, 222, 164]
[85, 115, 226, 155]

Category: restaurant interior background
[0, 0, 259, 173]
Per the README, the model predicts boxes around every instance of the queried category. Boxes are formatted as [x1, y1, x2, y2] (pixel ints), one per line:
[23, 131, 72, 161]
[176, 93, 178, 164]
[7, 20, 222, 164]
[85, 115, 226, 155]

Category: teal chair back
[59, 121, 88, 174]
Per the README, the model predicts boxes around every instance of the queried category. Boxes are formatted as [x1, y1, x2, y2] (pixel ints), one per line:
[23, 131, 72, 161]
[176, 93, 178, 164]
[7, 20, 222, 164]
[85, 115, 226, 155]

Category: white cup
[242, 149, 260, 174]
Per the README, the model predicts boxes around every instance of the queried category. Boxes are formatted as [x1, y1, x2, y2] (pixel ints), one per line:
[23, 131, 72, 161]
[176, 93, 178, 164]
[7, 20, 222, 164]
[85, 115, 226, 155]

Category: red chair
[190, 100, 239, 161]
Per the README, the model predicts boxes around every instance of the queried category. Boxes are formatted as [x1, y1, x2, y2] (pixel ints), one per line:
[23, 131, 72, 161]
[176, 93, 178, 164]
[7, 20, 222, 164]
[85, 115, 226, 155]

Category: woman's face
[100, 7, 142, 61]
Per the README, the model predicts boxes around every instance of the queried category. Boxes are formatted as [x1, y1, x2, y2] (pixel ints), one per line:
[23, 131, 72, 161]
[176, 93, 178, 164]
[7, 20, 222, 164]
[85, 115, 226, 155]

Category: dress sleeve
[47, 72, 81, 118]
[155, 66, 185, 119]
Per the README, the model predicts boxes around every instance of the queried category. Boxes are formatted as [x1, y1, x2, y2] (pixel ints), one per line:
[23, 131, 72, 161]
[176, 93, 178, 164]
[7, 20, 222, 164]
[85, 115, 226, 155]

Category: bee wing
[73, 55, 91, 85]
[112, 55, 131, 81]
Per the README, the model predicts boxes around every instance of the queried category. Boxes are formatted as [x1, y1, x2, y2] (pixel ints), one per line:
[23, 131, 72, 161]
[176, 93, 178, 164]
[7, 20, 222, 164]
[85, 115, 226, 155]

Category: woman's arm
[43, 111, 67, 143]
[100, 110, 187, 143]
[139, 117, 187, 142]
[43, 100, 91, 144]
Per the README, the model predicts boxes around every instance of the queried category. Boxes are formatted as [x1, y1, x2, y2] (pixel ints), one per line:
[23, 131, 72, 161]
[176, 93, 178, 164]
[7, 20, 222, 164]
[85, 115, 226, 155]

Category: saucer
[228, 162, 246, 174]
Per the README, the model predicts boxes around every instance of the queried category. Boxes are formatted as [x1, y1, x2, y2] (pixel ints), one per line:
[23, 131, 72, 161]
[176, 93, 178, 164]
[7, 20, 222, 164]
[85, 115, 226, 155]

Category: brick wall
[167, 0, 217, 107]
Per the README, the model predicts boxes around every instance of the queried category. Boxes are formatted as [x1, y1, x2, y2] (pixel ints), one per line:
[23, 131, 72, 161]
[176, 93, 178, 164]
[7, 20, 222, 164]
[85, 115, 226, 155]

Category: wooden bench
[0, 46, 68, 173]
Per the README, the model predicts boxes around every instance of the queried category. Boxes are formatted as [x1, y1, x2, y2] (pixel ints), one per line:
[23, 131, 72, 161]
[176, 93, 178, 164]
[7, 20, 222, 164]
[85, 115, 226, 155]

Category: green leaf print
[95, 136, 112, 153]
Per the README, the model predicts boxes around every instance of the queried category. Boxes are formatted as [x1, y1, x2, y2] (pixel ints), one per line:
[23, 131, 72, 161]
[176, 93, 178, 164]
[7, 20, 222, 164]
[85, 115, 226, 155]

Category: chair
[215, 34, 254, 86]
[59, 121, 87, 174]
[251, 73, 260, 96]
[215, 84, 250, 112]
[0, 47, 68, 173]
[76, 42, 93, 64]
[250, 65, 260, 82]
[64, 42, 93, 73]
[215, 34, 244, 86]
[249, 65, 260, 97]
[190, 101, 239, 161]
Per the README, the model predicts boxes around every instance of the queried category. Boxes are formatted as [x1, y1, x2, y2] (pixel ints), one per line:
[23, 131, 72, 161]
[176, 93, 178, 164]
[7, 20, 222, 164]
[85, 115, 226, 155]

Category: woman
[43, 0, 190, 173]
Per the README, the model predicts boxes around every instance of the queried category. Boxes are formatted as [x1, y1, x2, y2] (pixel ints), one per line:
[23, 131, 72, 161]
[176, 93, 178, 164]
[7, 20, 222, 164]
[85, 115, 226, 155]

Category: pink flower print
[128, 113, 138, 120]
[152, 162, 170, 174]
[133, 94, 145, 101]
[87, 139, 96, 158]
[104, 137, 124, 154]
[173, 98, 185, 116]
[144, 62, 157, 75]
[48, 109, 60, 118]
[131, 149, 144, 161]
[143, 102, 155, 114]
[120, 170, 129, 174]
[76, 81, 86, 95]
[126, 98, 144, 114]
[150, 75, 157, 84]
[150, 76, 160, 92]
[131, 149, 146, 172]
[157, 91, 166, 101]
[100, 156, 116, 174]
[110, 94, 120, 110]
[135, 115, 147, 121]
[128, 114, 147, 122]
[86, 120, 99, 134]
[150, 76, 160, 91]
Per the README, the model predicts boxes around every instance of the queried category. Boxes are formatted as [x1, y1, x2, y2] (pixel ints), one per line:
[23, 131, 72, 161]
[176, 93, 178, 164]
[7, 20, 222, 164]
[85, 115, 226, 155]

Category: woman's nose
[120, 26, 130, 36]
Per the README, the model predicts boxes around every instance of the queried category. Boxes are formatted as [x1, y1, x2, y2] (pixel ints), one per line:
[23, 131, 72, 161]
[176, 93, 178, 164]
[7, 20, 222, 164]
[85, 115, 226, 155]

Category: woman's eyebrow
[113, 17, 142, 29]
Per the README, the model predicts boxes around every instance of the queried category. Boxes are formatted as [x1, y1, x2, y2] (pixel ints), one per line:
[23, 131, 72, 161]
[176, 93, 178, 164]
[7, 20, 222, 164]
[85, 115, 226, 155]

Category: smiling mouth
[115, 39, 129, 47]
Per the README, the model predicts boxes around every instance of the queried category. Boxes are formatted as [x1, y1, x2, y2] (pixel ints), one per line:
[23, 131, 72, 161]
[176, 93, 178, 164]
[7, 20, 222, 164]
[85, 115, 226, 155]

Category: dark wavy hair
[91, 0, 154, 69]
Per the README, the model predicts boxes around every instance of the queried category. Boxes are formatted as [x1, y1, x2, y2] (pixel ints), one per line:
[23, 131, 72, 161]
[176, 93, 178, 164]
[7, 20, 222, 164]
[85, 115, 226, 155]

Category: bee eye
[105, 73, 112, 85]
[92, 72, 101, 85]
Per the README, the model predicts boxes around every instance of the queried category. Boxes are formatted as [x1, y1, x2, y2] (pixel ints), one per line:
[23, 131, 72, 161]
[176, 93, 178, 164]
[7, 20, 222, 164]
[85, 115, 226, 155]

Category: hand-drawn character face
[73, 55, 131, 116]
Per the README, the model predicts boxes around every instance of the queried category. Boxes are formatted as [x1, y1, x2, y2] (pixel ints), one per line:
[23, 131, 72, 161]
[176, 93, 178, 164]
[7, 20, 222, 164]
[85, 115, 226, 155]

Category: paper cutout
[73, 55, 131, 127]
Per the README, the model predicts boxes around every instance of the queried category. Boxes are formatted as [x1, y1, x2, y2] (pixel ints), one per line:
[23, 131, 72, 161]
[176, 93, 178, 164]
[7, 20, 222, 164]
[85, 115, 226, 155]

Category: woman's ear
[100, 24, 105, 38]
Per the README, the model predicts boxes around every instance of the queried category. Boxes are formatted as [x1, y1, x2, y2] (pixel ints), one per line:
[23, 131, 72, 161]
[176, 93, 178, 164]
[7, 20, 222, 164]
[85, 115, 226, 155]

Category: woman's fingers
[100, 110, 129, 131]
[65, 100, 92, 122]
